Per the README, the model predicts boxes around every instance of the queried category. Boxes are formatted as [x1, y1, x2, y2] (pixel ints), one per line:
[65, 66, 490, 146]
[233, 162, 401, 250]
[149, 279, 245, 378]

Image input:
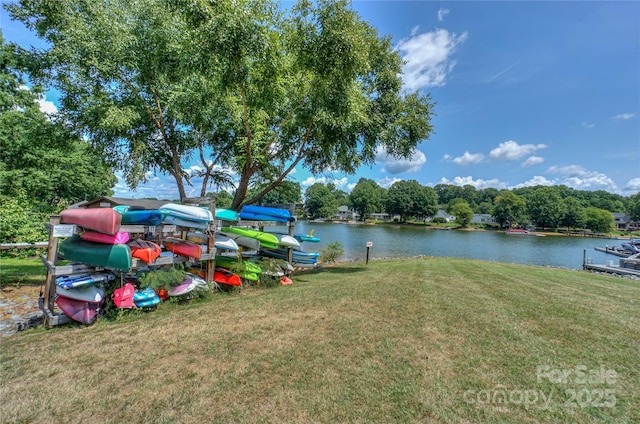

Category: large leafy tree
[561, 197, 587, 230]
[448, 199, 474, 227]
[628, 193, 640, 222]
[493, 191, 527, 227]
[8, 0, 435, 209]
[386, 180, 437, 222]
[584, 207, 614, 234]
[0, 35, 115, 208]
[304, 183, 339, 220]
[349, 178, 386, 221]
[526, 186, 566, 229]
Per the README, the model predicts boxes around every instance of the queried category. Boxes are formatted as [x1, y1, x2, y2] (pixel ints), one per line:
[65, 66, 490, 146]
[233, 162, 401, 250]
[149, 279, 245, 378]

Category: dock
[583, 252, 640, 278]
[594, 247, 633, 258]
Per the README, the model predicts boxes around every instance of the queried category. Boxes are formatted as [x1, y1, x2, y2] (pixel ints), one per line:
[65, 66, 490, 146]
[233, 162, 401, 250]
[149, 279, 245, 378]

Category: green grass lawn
[0, 256, 47, 287]
[1, 258, 638, 423]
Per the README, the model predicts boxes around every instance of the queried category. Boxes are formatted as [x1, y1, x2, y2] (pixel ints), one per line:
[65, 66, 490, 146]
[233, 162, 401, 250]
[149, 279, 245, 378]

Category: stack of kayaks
[160, 203, 214, 229]
[260, 247, 319, 265]
[239, 205, 294, 223]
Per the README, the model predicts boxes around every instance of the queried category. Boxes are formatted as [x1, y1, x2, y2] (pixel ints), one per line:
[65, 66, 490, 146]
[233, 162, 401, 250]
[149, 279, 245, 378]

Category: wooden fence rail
[1, 242, 49, 250]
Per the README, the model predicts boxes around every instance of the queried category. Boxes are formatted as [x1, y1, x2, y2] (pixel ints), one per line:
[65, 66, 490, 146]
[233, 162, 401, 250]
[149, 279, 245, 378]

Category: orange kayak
[129, 239, 162, 263]
[163, 237, 202, 259]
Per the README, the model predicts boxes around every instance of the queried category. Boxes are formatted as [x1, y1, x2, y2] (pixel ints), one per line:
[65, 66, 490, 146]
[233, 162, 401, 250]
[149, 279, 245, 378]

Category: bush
[431, 217, 447, 224]
[320, 241, 344, 263]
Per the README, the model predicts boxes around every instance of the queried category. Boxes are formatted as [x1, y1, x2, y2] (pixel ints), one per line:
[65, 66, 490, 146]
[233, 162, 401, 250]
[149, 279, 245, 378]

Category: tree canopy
[349, 178, 386, 221]
[7, 0, 435, 209]
[0, 35, 116, 209]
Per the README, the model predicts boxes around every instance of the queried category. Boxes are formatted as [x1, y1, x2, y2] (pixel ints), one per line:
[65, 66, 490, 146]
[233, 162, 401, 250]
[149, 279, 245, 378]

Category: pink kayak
[80, 231, 130, 245]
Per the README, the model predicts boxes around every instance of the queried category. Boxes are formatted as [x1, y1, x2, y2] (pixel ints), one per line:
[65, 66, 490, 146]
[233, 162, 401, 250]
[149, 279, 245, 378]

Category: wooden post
[42, 215, 61, 323]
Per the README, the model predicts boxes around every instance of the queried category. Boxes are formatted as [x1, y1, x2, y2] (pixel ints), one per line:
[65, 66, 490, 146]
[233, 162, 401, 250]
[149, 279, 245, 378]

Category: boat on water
[504, 229, 545, 236]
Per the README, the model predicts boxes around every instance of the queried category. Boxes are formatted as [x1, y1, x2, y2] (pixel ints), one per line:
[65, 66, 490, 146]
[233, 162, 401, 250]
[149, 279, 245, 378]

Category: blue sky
[2, 1, 639, 200]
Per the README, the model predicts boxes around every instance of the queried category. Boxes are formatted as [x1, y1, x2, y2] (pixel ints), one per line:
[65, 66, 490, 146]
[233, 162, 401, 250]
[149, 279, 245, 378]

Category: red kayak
[61, 208, 122, 235]
[128, 239, 162, 263]
[214, 267, 242, 287]
[80, 231, 130, 245]
[163, 237, 202, 259]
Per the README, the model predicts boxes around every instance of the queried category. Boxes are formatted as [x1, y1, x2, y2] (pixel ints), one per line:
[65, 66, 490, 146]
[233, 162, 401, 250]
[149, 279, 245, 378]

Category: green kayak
[220, 227, 279, 249]
[59, 235, 132, 271]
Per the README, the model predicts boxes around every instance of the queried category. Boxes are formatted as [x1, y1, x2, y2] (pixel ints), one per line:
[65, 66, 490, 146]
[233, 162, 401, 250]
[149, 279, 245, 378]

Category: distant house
[79, 196, 167, 210]
[370, 212, 401, 221]
[471, 214, 497, 224]
[335, 205, 360, 221]
[613, 213, 640, 231]
[426, 209, 456, 222]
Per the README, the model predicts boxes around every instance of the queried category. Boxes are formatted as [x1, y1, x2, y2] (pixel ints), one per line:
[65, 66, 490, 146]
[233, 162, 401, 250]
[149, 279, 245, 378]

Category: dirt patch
[0, 285, 43, 335]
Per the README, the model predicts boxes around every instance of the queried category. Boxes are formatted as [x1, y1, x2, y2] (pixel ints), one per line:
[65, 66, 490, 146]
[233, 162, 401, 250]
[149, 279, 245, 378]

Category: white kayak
[160, 203, 213, 223]
[56, 285, 105, 303]
[275, 234, 300, 248]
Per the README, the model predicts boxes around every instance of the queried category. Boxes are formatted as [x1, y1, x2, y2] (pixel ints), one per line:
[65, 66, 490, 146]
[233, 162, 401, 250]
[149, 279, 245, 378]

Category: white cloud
[546, 165, 618, 191]
[444, 151, 485, 165]
[438, 176, 508, 190]
[410, 25, 420, 37]
[375, 146, 427, 174]
[489, 140, 547, 161]
[522, 156, 545, 167]
[396, 28, 468, 90]
[581, 121, 595, 128]
[37, 98, 58, 115]
[300, 176, 350, 190]
[624, 178, 640, 192]
[613, 113, 636, 120]
[376, 176, 403, 189]
[437, 8, 450, 22]
[512, 176, 555, 188]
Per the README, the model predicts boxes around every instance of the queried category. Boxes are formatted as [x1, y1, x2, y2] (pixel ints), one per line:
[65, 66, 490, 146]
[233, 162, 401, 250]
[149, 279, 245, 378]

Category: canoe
[215, 208, 239, 221]
[59, 235, 132, 271]
[163, 237, 202, 259]
[217, 231, 261, 250]
[118, 209, 165, 226]
[60, 208, 122, 235]
[128, 239, 162, 263]
[80, 231, 130, 245]
[55, 296, 101, 324]
[240, 205, 292, 220]
[160, 203, 213, 223]
[213, 268, 242, 287]
[56, 272, 115, 289]
[56, 285, 105, 303]
[220, 227, 279, 249]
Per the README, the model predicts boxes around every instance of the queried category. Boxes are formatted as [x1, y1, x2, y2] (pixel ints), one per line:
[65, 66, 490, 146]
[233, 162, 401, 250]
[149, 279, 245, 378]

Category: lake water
[270, 222, 619, 270]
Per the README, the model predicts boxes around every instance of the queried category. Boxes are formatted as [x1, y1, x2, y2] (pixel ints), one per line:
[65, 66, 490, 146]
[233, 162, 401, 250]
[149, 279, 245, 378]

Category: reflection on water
[268, 222, 617, 270]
